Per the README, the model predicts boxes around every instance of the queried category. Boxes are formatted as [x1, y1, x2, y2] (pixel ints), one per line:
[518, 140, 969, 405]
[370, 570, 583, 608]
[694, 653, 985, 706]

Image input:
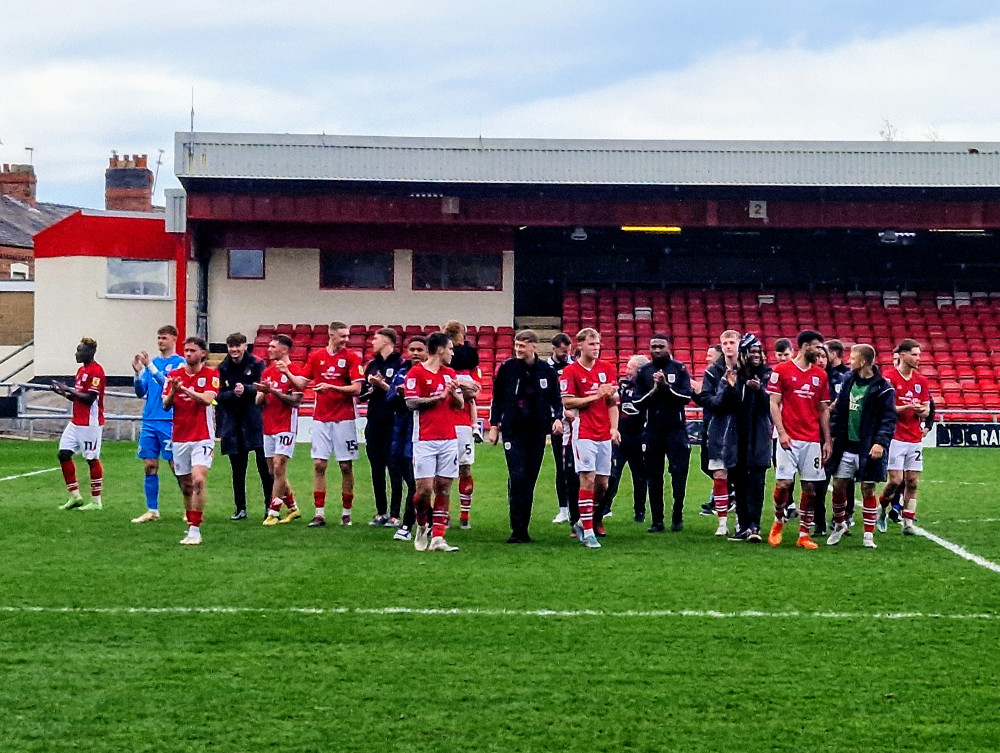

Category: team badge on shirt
[559, 379, 568, 391]
[338, 359, 346, 367]
[198, 377, 206, 387]
[915, 384, 922, 393]
[812, 376, 820, 386]
[598, 373, 607, 383]
[667, 373, 676, 383]
[540, 378, 548, 388]
[769, 372, 779, 384]
[406, 378, 416, 390]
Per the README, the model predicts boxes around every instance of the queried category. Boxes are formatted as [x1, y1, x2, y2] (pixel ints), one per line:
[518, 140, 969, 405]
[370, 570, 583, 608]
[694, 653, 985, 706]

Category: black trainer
[647, 523, 666, 533]
[634, 512, 646, 523]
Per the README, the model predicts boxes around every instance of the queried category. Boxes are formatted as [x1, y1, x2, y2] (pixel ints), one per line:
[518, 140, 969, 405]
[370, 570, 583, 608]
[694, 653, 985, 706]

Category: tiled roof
[0, 196, 79, 249]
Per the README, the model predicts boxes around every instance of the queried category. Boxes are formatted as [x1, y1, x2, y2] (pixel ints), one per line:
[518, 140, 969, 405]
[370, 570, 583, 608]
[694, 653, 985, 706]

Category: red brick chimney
[105, 153, 154, 212]
[0, 164, 37, 206]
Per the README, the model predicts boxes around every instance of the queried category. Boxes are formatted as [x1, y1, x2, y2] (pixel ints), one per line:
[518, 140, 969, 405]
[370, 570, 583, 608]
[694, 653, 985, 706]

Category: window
[228, 248, 265, 279]
[412, 252, 502, 290]
[10, 262, 29, 280]
[106, 259, 170, 298]
[320, 250, 393, 289]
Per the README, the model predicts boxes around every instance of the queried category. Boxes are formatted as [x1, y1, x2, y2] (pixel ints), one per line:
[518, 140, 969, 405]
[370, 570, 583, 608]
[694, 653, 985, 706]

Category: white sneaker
[414, 524, 429, 551]
[180, 528, 202, 546]
[393, 527, 412, 542]
[428, 535, 459, 552]
[863, 533, 877, 549]
[826, 522, 848, 546]
[131, 509, 161, 524]
[582, 533, 602, 549]
[715, 518, 729, 537]
[552, 508, 569, 524]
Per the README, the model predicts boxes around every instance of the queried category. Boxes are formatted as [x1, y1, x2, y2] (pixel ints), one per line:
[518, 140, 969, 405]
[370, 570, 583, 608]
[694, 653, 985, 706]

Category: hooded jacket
[827, 367, 897, 478]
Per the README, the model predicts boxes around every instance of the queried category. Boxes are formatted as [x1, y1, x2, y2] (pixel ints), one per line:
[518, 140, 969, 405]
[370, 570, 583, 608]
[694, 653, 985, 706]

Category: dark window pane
[320, 251, 393, 289]
[229, 249, 265, 279]
[412, 253, 502, 290]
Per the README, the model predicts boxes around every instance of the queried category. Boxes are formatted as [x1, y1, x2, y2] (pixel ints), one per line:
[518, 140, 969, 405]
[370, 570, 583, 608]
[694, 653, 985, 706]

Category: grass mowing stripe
[915, 524, 1000, 574]
[0, 467, 58, 482]
[1, 604, 997, 620]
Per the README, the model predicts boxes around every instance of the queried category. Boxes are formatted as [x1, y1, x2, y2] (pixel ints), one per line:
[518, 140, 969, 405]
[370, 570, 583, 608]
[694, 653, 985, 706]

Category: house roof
[174, 132, 1000, 189]
[0, 195, 79, 249]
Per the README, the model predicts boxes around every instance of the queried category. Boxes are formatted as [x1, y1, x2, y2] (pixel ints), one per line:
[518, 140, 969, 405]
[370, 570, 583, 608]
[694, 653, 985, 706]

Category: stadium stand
[251, 288, 1000, 422]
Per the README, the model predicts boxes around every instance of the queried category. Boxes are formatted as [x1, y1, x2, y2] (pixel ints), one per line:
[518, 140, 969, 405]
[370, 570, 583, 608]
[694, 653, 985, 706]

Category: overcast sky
[3, 1, 1000, 207]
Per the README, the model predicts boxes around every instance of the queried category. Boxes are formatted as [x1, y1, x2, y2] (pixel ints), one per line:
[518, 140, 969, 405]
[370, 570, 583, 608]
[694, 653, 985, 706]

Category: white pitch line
[0, 605, 997, 621]
[0, 467, 58, 483]
[925, 518, 1000, 525]
[914, 525, 1000, 575]
[925, 479, 990, 486]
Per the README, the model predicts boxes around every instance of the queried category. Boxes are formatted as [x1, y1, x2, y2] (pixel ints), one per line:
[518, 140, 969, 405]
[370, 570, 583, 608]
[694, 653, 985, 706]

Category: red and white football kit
[261, 362, 302, 458]
[405, 361, 460, 479]
[59, 361, 106, 461]
[168, 366, 220, 475]
[885, 366, 930, 472]
[561, 359, 617, 474]
[304, 347, 364, 462]
[767, 360, 829, 482]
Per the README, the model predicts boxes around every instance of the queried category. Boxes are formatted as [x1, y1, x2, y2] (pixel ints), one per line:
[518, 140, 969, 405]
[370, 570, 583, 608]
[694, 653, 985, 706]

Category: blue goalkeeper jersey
[134, 354, 185, 422]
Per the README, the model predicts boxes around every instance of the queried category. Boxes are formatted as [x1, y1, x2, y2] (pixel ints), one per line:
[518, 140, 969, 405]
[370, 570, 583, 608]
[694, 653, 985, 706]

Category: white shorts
[311, 420, 360, 462]
[413, 439, 459, 480]
[456, 425, 475, 466]
[888, 439, 924, 472]
[775, 439, 825, 482]
[572, 423, 612, 476]
[707, 458, 726, 471]
[264, 432, 296, 459]
[59, 423, 102, 460]
[172, 439, 215, 475]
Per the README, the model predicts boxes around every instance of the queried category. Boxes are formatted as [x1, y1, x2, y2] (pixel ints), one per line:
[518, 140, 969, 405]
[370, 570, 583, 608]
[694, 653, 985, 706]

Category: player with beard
[54, 338, 106, 512]
[546, 333, 577, 525]
[386, 336, 428, 542]
[826, 344, 896, 548]
[766, 330, 832, 549]
[601, 354, 649, 525]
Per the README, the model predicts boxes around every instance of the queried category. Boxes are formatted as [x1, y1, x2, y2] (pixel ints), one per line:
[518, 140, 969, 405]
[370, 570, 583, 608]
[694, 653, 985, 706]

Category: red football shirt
[766, 360, 829, 442]
[167, 366, 220, 442]
[452, 366, 482, 428]
[886, 367, 930, 443]
[405, 362, 459, 441]
[260, 362, 302, 435]
[303, 347, 364, 423]
[560, 359, 617, 442]
[71, 362, 105, 427]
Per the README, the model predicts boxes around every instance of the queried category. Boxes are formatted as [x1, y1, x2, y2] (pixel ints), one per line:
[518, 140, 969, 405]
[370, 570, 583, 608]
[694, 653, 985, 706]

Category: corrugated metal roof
[174, 132, 1000, 188]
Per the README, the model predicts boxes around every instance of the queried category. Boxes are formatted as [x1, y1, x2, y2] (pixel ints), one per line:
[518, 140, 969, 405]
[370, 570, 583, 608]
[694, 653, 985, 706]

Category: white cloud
[480, 21, 1000, 142]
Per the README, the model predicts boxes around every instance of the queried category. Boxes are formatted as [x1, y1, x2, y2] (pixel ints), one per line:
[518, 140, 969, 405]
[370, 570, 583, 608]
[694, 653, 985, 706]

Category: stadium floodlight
[570, 226, 588, 241]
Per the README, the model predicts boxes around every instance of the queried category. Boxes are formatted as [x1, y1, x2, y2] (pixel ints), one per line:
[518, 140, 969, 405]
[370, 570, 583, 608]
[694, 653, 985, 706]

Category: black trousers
[603, 435, 647, 517]
[366, 420, 403, 518]
[391, 452, 417, 529]
[730, 464, 768, 530]
[643, 428, 691, 526]
[564, 439, 581, 524]
[504, 431, 548, 537]
[228, 447, 273, 515]
[550, 432, 572, 509]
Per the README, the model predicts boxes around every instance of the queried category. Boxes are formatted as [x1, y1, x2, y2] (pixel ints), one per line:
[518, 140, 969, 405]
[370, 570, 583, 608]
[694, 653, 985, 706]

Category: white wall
[207, 248, 515, 341]
[34, 257, 194, 377]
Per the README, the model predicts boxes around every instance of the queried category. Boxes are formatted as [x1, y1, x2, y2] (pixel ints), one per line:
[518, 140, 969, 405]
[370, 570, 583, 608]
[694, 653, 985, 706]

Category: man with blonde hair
[560, 328, 619, 549]
[443, 319, 482, 528]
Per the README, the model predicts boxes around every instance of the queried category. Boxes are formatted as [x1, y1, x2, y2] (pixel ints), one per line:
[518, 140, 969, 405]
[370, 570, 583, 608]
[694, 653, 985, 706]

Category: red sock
[313, 491, 326, 509]
[60, 460, 78, 493]
[87, 459, 103, 497]
[415, 494, 430, 527]
[459, 476, 473, 519]
[432, 493, 449, 538]
[269, 497, 283, 513]
[862, 495, 878, 533]
[798, 490, 814, 536]
[188, 510, 203, 527]
[284, 492, 296, 510]
[713, 478, 729, 517]
[579, 489, 595, 531]
[341, 492, 354, 510]
[773, 487, 789, 522]
[831, 488, 848, 525]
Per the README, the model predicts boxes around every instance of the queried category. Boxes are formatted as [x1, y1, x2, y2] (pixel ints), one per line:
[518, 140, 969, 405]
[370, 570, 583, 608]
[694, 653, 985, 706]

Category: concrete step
[515, 316, 561, 330]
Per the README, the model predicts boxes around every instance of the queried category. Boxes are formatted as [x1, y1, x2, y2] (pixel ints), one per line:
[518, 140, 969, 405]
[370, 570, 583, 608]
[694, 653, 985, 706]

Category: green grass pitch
[1, 439, 999, 752]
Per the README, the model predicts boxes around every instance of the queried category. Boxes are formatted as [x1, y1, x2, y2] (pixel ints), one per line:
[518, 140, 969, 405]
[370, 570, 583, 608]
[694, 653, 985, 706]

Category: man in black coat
[217, 332, 273, 519]
[635, 333, 692, 533]
[602, 355, 649, 525]
[707, 334, 773, 542]
[825, 344, 896, 549]
[359, 328, 405, 526]
[488, 330, 563, 543]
